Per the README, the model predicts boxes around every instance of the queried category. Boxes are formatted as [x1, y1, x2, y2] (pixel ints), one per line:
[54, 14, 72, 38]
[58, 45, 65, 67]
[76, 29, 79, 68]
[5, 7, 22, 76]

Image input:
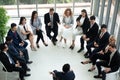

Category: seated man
[0, 43, 31, 80]
[50, 64, 75, 80]
[94, 44, 120, 80]
[77, 15, 99, 53]
[5, 36, 31, 71]
[85, 24, 110, 58]
[7, 23, 32, 64]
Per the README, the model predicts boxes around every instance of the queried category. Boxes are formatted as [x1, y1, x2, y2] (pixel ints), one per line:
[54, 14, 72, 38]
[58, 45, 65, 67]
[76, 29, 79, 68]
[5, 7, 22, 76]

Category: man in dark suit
[0, 43, 30, 80]
[77, 15, 99, 53]
[5, 36, 31, 71]
[94, 44, 120, 80]
[50, 64, 75, 80]
[44, 8, 60, 45]
[7, 23, 32, 64]
[86, 24, 110, 58]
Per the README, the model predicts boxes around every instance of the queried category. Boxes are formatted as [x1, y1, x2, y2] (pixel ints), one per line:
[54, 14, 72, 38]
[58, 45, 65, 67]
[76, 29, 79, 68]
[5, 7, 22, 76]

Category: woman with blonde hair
[59, 8, 74, 48]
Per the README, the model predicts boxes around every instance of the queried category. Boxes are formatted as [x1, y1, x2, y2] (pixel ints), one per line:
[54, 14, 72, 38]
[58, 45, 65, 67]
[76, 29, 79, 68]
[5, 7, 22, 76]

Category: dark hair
[90, 15, 96, 20]
[109, 43, 116, 48]
[31, 11, 38, 26]
[49, 8, 54, 12]
[101, 24, 107, 29]
[81, 9, 88, 18]
[62, 64, 70, 73]
[0, 43, 6, 51]
[19, 17, 26, 25]
[6, 36, 13, 42]
[11, 23, 17, 29]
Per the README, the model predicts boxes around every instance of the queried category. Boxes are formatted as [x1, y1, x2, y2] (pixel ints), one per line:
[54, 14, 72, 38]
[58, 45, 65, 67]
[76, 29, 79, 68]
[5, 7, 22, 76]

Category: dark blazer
[44, 12, 60, 29]
[109, 50, 120, 72]
[95, 31, 110, 50]
[103, 50, 120, 72]
[7, 29, 22, 48]
[76, 15, 90, 34]
[54, 70, 75, 80]
[0, 51, 15, 72]
[86, 22, 99, 41]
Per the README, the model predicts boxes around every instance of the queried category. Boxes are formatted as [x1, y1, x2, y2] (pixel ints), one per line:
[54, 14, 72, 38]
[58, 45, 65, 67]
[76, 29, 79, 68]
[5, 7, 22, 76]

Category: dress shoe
[43, 42, 48, 47]
[36, 43, 40, 48]
[27, 61, 33, 64]
[94, 75, 102, 78]
[77, 48, 84, 53]
[84, 52, 88, 57]
[26, 68, 31, 71]
[24, 74, 31, 77]
[84, 55, 90, 58]
[51, 39, 56, 46]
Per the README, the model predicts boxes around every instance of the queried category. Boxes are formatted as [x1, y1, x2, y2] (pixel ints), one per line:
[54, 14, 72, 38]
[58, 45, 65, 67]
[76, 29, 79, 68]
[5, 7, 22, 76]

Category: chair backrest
[0, 61, 8, 72]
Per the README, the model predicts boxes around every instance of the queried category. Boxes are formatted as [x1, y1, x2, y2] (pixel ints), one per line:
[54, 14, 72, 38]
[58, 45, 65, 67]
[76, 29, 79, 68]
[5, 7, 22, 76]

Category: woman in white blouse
[69, 9, 90, 50]
[18, 17, 36, 51]
[60, 8, 74, 48]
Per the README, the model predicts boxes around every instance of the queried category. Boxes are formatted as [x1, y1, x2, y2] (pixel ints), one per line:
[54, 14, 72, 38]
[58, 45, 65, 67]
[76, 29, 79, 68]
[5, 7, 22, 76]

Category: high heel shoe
[88, 67, 95, 72]
[43, 42, 48, 47]
[69, 45, 75, 50]
[36, 44, 40, 48]
[30, 45, 37, 51]
[81, 61, 89, 64]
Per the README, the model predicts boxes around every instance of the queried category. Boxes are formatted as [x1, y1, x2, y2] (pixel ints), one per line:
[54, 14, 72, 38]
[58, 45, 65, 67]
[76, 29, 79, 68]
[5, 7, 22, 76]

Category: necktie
[99, 32, 104, 39]
[50, 15, 53, 28]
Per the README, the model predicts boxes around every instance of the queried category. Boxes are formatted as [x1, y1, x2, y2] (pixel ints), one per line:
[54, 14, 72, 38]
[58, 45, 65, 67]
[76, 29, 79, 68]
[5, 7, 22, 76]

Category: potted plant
[0, 7, 9, 43]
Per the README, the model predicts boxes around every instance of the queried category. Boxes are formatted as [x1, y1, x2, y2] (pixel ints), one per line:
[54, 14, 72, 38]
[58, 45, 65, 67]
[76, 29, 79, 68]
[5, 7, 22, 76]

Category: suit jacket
[76, 15, 90, 34]
[54, 70, 75, 80]
[86, 22, 99, 41]
[103, 50, 120, 72]
[0, 51, 16, 72]
[95, 31, 110, 50]
[44, 12, 60, 29]
[7, 29, 23, 48]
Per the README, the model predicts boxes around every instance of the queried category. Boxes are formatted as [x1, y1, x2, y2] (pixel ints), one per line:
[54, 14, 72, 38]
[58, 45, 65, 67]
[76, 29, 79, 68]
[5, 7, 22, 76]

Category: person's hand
[48, 22, 51, 26]
[82, 35, 86, 40]
[19, 43, 24, 46]
[98, 50, 104, 55]
[103, 68, 111, 73]
[19, 51, 23, 56]
[77, 21, 81, 26]
[85, 38, 90, 41]
[64, 25, 70, 28]
[15, 61, 20, 67]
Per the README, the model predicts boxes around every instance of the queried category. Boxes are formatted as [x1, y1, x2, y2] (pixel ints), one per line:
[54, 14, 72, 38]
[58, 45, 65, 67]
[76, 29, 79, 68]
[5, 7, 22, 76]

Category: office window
[0, 0, 18, 17]
[19, 0, 36, 17]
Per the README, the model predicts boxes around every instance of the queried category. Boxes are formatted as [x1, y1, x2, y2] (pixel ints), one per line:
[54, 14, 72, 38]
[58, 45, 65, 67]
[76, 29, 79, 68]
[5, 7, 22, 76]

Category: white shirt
[108, 50, 116, 65]
[4, 51, 14, 64]
[80, 17, 85, 25]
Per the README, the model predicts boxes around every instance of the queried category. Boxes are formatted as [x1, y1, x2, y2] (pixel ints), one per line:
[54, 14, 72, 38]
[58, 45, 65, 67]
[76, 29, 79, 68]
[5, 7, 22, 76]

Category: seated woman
[18, 17, 36, 51]
[69, 9, 90, 50]
[50, 63, 75, 80]
[30, 11, 48, 48]
[59, 8, 74, 48]
[81, 35, 116, 71]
